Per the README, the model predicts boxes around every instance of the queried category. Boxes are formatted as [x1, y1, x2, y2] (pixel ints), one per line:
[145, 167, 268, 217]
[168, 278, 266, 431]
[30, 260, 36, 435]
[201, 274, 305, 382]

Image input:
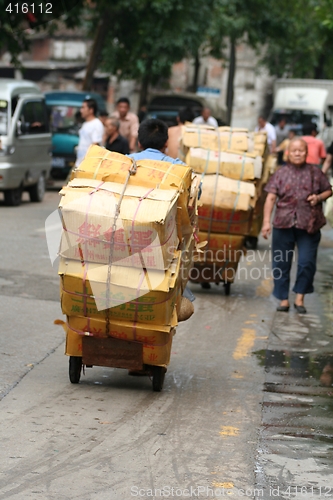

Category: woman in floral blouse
[262, 138, 332, 314]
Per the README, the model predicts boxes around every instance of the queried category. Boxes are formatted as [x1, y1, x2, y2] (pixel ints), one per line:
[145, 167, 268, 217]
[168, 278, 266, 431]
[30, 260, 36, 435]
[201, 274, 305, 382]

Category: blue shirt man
[129, 119, 195, 303]
[129, 147, 185, 164]
[128, 118, 185, 164]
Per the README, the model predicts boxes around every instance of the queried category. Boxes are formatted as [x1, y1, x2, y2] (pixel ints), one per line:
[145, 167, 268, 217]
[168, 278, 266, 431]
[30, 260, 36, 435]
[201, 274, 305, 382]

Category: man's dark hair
[303, 122, 317, 136]
[117, 97, 130, 106]
[83, 98, 98, 116]
[178, 107, 194, 124]
[99, 110, 109, 117]
[138, 119, 168, 150]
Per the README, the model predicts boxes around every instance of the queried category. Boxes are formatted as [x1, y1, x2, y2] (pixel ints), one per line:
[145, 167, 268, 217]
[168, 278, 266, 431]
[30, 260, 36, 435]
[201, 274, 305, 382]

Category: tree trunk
[138, 70, 151, 109]
[82, 13, 109, 91]
[190, 51, 200, 92]
[314, 51, 326, 80]
[226, 38, 236, 126]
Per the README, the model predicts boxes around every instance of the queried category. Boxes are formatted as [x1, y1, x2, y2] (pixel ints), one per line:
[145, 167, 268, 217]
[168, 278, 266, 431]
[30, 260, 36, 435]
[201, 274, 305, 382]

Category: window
[0, 100, 8, 135]
[20, 100, 48, 134]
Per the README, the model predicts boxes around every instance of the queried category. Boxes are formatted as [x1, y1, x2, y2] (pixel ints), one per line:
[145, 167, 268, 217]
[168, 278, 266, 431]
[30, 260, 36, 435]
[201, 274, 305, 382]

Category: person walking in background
[193, 107, 218, 127]
[255, 115, 277, 153]
[98, 110, 109, 127]
[75, 98, 104, 167]
[262, 138, 332, 314]
[167, 107, 194, 159]
[111, 97, 139, 153]
[322, 141, 333, 176]
[275, 117, 289, 146]
[275, 129, 296, 165]
[302, 122, 326, 166]
[104, 117, 129, 155]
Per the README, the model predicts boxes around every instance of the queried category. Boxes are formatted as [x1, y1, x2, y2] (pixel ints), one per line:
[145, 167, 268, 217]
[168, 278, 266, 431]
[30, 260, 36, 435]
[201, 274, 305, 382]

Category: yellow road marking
[219, 426, 239, 436]
[256, 278, 273, 297]
[233, 328, 256, 360]
[213, 482, 234, 488]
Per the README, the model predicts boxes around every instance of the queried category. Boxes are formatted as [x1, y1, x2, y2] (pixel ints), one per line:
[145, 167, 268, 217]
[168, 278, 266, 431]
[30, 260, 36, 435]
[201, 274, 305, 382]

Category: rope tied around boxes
[105, 158, 138, 337]
[204, 129, 222, 261]
[225, 155, 245, 234]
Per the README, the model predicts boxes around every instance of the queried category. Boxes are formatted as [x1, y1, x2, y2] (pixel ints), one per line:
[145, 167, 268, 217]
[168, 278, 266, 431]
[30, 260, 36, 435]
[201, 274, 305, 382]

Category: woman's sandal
[294, 304, 307, 314]
[276, 305, 290, 312]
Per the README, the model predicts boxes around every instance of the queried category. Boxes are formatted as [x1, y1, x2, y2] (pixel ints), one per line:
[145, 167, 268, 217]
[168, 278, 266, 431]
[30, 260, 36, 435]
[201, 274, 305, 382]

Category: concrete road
[0, 190, 332, 499]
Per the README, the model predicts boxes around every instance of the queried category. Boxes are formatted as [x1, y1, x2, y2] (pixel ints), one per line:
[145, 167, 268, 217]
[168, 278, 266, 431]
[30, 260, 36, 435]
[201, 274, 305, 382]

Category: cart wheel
[224, 282, 231, 296]
[69, 356, 82, 384]
[245, 236, 258, 250]
[151, 366, 166, 392]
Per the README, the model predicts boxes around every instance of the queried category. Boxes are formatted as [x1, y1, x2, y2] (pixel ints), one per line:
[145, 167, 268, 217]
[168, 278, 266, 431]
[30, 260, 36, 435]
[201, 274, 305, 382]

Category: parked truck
[270, 78, 333, 146]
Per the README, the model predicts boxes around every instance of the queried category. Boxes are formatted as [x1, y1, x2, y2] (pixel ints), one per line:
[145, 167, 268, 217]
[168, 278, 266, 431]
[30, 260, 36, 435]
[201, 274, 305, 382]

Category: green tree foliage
[98, 0, 215, 103]
[0, 0, 83, 65]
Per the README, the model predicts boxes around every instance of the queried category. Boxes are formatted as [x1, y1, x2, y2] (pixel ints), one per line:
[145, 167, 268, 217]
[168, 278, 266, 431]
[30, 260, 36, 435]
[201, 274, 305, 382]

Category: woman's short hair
[288, 137, 308, 153]
[138, 118, 168, 150]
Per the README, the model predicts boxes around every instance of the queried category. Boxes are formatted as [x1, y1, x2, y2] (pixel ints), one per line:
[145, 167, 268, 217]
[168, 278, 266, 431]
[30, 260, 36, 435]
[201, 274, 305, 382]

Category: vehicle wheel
[69, 356, 82, 384]
[4, 187, 22, 206]
[29, 174, 45, 202]
[245, 236, 258, 250]
[151, 366, 166, 392]
[224, 282, 231, 296]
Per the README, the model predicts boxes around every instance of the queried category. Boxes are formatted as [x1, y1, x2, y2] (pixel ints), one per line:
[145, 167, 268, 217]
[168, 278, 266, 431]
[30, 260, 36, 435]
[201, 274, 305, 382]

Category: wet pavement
[254, 233, 333, 499]
[1, 189, 333, 498]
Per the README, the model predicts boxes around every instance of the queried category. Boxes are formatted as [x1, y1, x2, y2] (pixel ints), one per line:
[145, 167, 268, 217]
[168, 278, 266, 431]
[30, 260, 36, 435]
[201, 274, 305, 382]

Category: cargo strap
[205, 130, 221, 261]
[228, 128, 233, 150]
[226, 156, 246, 233]
[92, 150, 111, 180]
[105, 158, 137, 337]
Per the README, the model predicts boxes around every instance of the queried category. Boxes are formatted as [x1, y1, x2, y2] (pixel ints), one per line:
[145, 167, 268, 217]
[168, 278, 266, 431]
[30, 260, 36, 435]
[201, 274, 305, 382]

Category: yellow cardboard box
[59, 179, 179, 271]
[59, 253, 182, 326]
[186, 148, 263, 180]
[198, 206, 252, 235]
[64, 324, 174, 366]
[67, 309, 177, 339]
[73, 145, 193, 231]
[199, 174, 255, 212]
[181, 125, 254, 152]
[179, 233, 195, 292]
[195, 232, 245, 263]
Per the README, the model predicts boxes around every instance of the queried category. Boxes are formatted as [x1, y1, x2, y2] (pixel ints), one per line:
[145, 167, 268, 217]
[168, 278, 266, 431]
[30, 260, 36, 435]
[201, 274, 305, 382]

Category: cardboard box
[73, 145, 193, 232]
[198, 205, 253, 235]
[67, 312, 176, 341]
[64, 324, 174, 366]
[59, 179, 179, 270]
[195, 232, 245, 263]
[59, 253, 182, 326]
[179, 233, 195, 292]
[199, 174, 255, 213]
[185, 148, 263, 180]
[181, 125, 254, 152]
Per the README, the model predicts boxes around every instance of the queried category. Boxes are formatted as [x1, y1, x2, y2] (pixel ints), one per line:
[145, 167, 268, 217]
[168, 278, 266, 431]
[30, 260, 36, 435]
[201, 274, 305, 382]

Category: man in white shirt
[193, 107, 218, 127]
[255, 115, 277, 152]
[75, 98, 104, 167]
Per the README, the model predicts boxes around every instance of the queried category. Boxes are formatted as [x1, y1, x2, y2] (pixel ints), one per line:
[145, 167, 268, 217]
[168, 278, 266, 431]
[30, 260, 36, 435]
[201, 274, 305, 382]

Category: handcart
[189, 260, 240, 296]
[64, 324, 174, 392]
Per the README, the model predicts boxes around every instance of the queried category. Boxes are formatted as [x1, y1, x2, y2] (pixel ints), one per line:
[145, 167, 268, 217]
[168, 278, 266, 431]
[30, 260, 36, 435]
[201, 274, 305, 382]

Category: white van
[0, 78, 51, 206]
[271, 79, 333, 146]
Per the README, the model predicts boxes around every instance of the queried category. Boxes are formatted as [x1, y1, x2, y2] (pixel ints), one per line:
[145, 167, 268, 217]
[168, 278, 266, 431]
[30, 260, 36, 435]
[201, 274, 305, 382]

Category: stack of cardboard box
[180, 125, 273, 283]
[58, 145, 198, 367]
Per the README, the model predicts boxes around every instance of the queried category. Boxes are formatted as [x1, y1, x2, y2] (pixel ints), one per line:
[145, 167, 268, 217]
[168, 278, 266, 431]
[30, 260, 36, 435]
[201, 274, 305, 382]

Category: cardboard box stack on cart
[180, 124, 275, 290]
[56, 145, 199, 377]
